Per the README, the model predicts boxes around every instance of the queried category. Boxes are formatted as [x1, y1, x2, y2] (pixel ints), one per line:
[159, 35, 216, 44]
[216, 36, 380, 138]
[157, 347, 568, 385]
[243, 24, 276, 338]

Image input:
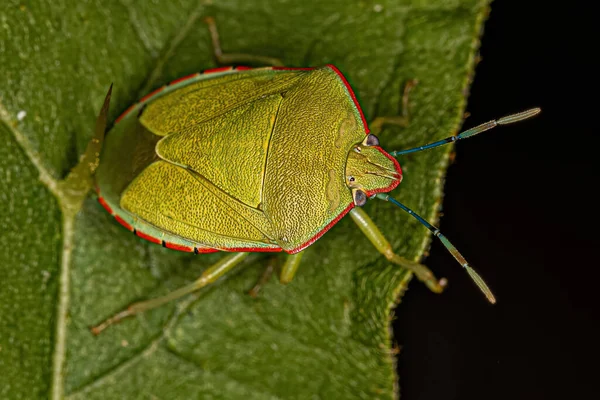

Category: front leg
[279, 252, 304, 284]
[349, 207, 447, 293]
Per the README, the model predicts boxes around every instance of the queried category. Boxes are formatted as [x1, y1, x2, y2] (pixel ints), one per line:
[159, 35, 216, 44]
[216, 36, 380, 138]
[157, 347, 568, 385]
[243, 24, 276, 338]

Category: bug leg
[369, 79, 418, 136]
[204, 16, 284, 66]
[91, 252, 249, 335]
[280, 252, 304, 284]
[349, 208, 447, 293]
[248, 252, 303, 297]
[248, 257, 277, 298]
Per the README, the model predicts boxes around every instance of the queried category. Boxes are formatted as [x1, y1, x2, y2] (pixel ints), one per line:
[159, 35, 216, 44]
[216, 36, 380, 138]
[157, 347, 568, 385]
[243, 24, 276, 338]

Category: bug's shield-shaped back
[115, 67, 367, 252]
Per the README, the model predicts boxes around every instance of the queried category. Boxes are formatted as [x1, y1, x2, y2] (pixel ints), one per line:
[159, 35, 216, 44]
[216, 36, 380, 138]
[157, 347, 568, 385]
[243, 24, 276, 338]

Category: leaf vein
[162, 347, 284, 400]
[66, 290, 200, 398]
[301, 13, 342, 66]
[0, 101, 59, 194]
[117, 0, 159, 57]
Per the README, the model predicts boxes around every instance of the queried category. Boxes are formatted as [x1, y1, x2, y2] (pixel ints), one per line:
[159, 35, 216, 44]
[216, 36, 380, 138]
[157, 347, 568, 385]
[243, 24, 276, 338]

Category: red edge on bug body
[271, 66, 315, 71]
[288, 202, 355, 255]
[135, 230, 162, 245]
[195, 247, 220, 254]
[204, 66, 234, 74]
[97, 197, 113, 215]
[223, 246, 283, 253]
[115, 104, 136, 124]
[169, 72, 201, 86]
[164, 242, 194, 252]
[326, 64, 369, 132]
[114, 215, 133, 231]
[140, 86, 165, 103]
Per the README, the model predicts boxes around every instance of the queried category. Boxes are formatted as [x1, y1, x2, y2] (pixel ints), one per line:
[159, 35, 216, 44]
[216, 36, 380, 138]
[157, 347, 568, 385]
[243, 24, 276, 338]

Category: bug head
[345, 134, 402, 206]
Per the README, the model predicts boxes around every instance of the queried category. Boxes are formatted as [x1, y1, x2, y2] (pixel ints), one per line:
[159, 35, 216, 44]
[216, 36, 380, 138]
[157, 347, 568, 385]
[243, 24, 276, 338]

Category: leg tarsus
[384, 252, 447, 293]
[91, 252, 249, 335]
[370, 79, 418, 135]
[204, 16, 283, 66]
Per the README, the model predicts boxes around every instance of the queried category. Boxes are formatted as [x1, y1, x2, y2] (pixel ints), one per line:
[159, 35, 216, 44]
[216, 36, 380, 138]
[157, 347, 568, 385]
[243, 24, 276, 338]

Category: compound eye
[352, 188, 367, 207]
[362, 134, 379, 146]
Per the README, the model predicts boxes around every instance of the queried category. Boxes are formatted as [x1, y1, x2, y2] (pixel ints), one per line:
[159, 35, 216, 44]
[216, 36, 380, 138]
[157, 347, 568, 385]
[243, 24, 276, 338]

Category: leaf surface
[0, 1, 490, 398]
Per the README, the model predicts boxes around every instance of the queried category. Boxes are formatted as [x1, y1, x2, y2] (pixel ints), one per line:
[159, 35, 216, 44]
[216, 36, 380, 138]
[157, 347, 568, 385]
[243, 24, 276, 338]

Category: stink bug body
[95, 65, 395, 255]
[89, 20, 539, 334]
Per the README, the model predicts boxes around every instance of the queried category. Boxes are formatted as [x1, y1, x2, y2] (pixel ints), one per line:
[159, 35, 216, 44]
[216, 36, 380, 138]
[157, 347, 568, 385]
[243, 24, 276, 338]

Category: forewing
[140, 68, 305, 136]
[120, 160, 279, 251]
[155, 94, 282, 208]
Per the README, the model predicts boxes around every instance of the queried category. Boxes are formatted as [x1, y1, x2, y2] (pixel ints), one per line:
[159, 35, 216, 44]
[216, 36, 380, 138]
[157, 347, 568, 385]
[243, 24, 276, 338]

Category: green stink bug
[88, 20, 540, 334]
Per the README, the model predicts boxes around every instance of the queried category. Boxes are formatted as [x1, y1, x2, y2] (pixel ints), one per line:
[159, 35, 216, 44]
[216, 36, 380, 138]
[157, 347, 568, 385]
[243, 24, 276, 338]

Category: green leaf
[0, 1, 490, 398]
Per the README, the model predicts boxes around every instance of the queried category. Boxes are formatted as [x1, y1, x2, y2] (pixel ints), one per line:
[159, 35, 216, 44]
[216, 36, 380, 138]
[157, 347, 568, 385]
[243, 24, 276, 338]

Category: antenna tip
[526, 107, 542, 118]
[465, 266, 496, 304]
[498, 107, 542, 125]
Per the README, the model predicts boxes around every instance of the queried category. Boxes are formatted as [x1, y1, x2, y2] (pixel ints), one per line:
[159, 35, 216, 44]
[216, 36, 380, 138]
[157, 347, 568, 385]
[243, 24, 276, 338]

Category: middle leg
[369, 79, 418, 135]
[248, 252, 304, 297]
[204, 17, 284, 66]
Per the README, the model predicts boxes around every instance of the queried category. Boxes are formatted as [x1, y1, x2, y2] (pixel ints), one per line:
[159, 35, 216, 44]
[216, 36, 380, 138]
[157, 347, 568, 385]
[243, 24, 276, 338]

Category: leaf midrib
[0, 5, 212, 399]
[0, 101, 69, 399]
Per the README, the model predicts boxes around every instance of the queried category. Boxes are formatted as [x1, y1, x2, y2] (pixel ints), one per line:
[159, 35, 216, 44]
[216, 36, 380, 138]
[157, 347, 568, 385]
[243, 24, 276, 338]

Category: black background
[394, 1, 598, 399]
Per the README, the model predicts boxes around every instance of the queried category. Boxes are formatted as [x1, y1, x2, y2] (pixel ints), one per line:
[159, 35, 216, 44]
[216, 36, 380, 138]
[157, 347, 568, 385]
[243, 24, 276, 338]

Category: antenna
[389, 108, 540, 156]
[376, 193, 496, 303]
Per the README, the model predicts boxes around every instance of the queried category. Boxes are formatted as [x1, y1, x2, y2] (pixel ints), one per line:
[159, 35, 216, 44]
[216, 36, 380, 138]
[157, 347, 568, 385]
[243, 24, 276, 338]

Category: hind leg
[91, 252, 250, 335]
